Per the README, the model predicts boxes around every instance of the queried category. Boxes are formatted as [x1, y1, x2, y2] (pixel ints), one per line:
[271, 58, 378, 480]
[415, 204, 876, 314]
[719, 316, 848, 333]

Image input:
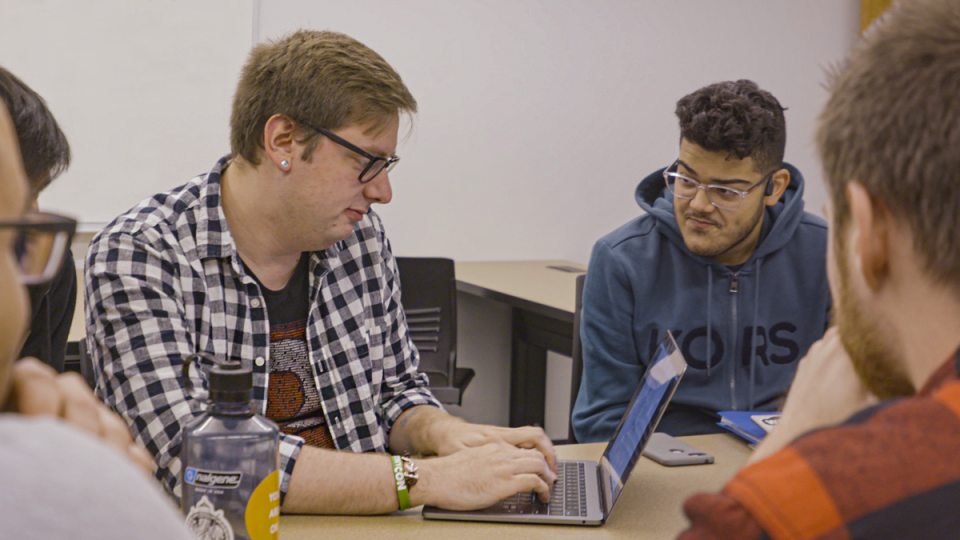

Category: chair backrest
[64, 339, 96, 388]
[568, 273, 586, 442]
[395, 257, 467, 403]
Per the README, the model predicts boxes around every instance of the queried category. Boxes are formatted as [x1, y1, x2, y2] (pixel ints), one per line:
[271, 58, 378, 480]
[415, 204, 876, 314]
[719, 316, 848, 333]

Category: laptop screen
[598, 332, 686, 515]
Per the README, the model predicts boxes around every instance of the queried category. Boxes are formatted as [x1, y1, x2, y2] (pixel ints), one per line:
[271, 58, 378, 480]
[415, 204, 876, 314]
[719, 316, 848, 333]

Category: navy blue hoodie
[572, 164, 831, 439]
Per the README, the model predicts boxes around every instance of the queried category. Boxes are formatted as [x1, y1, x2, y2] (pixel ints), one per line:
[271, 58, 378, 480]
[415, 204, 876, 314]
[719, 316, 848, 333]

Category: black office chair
[64, 339, 96, 389]
[567, 273, 586, 443]
[395, 257, 474, 405]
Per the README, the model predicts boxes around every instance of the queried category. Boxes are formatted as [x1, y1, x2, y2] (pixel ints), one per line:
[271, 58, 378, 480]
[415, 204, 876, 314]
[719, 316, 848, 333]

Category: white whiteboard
[259, 0, 858, 262]
[0, 0, 253, 229]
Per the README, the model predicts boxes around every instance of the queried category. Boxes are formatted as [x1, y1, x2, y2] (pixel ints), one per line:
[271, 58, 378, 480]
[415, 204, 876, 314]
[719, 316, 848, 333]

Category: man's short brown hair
[230, 30, 417, 165]
[817, 0, 960, 294]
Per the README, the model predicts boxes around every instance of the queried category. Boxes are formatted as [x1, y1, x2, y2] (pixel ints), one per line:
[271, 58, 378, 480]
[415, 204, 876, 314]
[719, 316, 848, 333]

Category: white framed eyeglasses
[663, 161, 773, 211]
[0, 211, 76, 285]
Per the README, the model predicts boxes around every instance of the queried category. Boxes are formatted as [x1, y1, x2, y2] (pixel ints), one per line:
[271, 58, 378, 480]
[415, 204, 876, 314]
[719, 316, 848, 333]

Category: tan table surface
[455, 260, 586, 320]
[280, 434, 750, 539]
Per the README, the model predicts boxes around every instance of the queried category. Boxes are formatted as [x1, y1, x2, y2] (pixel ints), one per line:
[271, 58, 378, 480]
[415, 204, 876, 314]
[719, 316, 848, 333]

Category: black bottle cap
[208, 361, 253, 403]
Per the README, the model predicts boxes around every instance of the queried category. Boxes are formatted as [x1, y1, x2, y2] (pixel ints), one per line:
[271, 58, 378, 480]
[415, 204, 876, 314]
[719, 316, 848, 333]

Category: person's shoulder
[0, 416, 145, 486]
[93, 176, 207, 244]
[596, 213, 660, 252]
[0, 416, 193, 540]
[796, 210, 829, 235]
[744, 381, 960, 492]
[727, 388, 960, 539]
[89, 176, 210, 259]
[0, 413, 103, 451]
[774, 389, 958, 471]
[839, 378, 960, 434]
[770, 210, 828, 259]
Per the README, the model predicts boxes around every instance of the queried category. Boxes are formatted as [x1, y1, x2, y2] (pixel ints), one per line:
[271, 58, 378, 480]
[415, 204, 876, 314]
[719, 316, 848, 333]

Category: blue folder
[716, 410, 778, 446]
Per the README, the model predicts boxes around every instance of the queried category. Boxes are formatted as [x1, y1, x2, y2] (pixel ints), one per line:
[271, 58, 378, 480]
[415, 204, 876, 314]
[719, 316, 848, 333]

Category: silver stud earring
[280, 159, 290, 170]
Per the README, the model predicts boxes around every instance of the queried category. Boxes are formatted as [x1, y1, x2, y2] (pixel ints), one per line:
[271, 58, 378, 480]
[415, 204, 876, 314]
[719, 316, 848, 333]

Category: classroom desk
[280, 433, 751, 539]
[455, 260, 586, 430]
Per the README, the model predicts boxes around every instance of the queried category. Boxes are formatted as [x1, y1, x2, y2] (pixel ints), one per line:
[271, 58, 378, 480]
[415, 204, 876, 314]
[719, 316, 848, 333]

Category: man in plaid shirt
[680, 0, 960, 537]
[86, 30, 557, 514]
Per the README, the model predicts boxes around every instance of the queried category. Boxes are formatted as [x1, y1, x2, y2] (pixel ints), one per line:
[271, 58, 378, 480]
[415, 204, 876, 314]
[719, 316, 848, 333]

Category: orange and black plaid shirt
[680, 347, 960, 540]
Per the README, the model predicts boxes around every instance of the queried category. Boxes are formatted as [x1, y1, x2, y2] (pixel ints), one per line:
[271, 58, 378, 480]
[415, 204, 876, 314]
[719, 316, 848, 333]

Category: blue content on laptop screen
[604, 370, 670, 475]
[599, 336, 683, 511]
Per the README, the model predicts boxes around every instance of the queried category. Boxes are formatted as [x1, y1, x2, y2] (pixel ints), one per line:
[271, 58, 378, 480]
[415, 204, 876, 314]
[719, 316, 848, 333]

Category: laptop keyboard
[484, 461, 588, 517]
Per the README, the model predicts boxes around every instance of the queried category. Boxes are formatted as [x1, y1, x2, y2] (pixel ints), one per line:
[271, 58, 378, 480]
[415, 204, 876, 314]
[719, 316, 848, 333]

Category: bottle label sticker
[244, 470, 281, 540]
[185, 467, 243, 489]
[185, 495, 235, 540]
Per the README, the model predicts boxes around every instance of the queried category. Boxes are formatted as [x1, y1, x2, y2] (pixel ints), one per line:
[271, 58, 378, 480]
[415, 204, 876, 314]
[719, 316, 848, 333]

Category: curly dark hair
[675, 80, 786, 173]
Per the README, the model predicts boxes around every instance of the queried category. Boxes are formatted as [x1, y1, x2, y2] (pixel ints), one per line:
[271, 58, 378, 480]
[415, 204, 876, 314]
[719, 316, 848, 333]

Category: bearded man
[679, 1, 960, 537]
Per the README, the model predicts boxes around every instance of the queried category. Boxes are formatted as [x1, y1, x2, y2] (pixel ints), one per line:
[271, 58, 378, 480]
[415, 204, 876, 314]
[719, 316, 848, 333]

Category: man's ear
[848, 181, 890, 291]
[262, 114, 297, 172]
[763, 168, 791, 206]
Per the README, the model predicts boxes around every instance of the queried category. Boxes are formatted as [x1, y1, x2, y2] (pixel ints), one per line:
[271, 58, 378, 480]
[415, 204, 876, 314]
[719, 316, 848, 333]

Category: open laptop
[422, 331, 687, 526]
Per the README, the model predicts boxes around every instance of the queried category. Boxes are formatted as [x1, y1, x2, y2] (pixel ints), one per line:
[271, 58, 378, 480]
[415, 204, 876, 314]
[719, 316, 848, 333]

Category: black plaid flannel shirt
[85, 156, 441, 503]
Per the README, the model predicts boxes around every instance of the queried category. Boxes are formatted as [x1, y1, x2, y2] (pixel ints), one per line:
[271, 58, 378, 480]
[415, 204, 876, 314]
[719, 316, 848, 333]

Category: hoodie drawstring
[748, 259, 763, 409]
[706, 269, 713, 377]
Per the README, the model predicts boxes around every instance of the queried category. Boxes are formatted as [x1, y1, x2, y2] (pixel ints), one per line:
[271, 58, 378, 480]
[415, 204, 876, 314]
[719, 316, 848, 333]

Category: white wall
[4, 1, 858, 261]
[0, 0, 252, 229]
[259, 0, 860, 264]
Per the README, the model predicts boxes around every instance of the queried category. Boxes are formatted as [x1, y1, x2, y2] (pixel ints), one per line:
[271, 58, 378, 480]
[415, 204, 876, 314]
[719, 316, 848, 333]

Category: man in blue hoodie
[572, 80, 831, 438]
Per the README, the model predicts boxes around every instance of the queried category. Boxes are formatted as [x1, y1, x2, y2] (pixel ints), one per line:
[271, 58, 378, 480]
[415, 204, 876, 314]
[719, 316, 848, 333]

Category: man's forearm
[283, 442, 460, 514]
[283, 446, 400, 514]
[283, 403, 462, 514]
[387, 405, 455, 456]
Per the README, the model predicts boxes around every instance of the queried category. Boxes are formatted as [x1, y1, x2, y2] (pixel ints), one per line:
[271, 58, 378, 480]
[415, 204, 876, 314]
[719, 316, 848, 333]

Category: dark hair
[0, 67, 71, 193]
[231, 30, 417, 165]
[817, 0, 960, 295]
[675, 80, 786, 173]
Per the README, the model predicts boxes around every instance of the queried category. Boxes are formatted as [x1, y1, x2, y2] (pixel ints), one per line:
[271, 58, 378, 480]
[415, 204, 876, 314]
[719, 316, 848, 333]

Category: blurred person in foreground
[680, 1, 960, 538]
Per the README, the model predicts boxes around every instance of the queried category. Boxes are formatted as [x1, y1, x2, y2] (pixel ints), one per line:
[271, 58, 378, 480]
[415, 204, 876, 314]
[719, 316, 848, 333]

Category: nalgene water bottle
[181, 354, 280, 540]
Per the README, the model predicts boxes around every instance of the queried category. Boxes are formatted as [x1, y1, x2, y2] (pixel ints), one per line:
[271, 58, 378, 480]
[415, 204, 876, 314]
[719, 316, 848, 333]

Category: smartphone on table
[642, 432, 715, 466]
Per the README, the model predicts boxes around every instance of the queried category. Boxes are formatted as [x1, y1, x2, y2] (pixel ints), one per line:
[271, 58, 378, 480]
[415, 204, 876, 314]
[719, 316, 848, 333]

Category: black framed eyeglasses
[0, 211, 76, 285]
[663, 160, 773, 211]
[297, 121, 400, 183]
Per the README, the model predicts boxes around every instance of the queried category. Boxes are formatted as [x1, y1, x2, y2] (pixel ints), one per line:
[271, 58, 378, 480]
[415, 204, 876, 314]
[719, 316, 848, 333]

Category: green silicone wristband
[391, 455, 411, 510]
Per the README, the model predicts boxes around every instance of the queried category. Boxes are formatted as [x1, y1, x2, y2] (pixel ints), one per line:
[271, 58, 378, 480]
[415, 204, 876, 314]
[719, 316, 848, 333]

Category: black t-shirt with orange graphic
[250, 254, 335, 449]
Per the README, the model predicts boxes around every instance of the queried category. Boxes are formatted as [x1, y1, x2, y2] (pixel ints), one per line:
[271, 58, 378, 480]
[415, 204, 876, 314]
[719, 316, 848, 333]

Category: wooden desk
[455, 260, 586, 431]
[455, 260, 584, 323]
[280, 434, 751, 539]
